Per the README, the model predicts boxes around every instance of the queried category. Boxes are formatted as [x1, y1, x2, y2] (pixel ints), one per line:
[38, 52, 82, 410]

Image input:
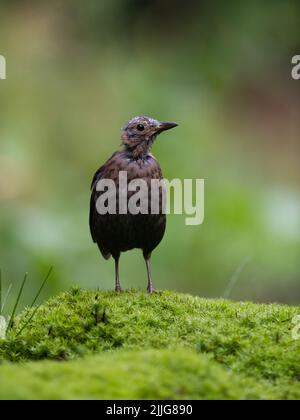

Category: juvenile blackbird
[90, 116, 178, 293]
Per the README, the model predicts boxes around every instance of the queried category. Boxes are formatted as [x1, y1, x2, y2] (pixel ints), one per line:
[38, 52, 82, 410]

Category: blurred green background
[0, 0, 299, 307]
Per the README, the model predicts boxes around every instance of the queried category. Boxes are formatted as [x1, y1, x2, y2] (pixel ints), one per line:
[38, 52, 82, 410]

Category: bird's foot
[147, 286, 156, 294]
[115, 286, 122, 293]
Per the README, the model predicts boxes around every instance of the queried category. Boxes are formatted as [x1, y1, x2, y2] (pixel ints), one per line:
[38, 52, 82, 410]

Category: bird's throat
[126, 140, 153, 160]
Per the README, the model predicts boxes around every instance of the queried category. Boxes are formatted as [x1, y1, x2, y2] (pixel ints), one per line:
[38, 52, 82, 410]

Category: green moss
[1, 348, 298, 400]
[0, 289, 300, 399]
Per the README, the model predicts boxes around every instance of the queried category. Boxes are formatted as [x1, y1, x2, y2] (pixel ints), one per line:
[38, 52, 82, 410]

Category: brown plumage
[89, 116, 178, 293]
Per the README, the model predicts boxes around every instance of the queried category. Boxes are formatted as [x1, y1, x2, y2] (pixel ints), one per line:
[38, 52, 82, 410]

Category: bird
[89, 116, 178, 293]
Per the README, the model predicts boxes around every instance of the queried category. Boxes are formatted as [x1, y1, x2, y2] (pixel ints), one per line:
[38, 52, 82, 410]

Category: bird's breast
[108, 153, 163, 182]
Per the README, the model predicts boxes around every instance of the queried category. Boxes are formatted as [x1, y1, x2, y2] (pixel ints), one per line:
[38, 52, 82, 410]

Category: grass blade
[16, 304, 41, 337]
[15, 267, 53, 336]
[223, 256, 252, 299]
[7, 272, 28, 331]
[30, 266, 53, 308]
[1, 283, 12, 314]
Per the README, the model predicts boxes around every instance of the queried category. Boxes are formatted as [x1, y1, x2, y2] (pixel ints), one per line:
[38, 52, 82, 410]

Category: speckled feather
[90, 150, 166, 259]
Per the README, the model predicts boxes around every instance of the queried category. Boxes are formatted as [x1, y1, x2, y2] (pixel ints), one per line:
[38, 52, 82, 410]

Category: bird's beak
[156, 122, 178, 134]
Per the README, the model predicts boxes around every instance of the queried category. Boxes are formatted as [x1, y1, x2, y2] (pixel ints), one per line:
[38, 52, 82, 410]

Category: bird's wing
[90, 170, 102, 243]
[89, 152, 118, 243]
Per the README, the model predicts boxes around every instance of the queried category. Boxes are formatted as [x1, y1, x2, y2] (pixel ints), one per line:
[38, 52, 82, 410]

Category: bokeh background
[0, 0, 299, 309]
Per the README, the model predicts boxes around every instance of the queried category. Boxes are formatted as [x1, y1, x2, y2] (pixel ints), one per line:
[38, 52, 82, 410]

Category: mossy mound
[0, 289, 300, 399]
[1, 348, 297, 400]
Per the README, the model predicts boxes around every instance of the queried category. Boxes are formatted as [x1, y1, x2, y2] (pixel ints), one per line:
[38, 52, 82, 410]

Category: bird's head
[121, 116, 178, 157]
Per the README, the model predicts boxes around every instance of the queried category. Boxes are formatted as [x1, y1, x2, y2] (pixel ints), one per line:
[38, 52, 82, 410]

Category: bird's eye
[137, 124, 145, 131]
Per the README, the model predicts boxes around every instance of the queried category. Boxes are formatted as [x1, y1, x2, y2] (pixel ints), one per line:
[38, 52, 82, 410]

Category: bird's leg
[114, 256, 122, 292]
[145, 254, 155, 294]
